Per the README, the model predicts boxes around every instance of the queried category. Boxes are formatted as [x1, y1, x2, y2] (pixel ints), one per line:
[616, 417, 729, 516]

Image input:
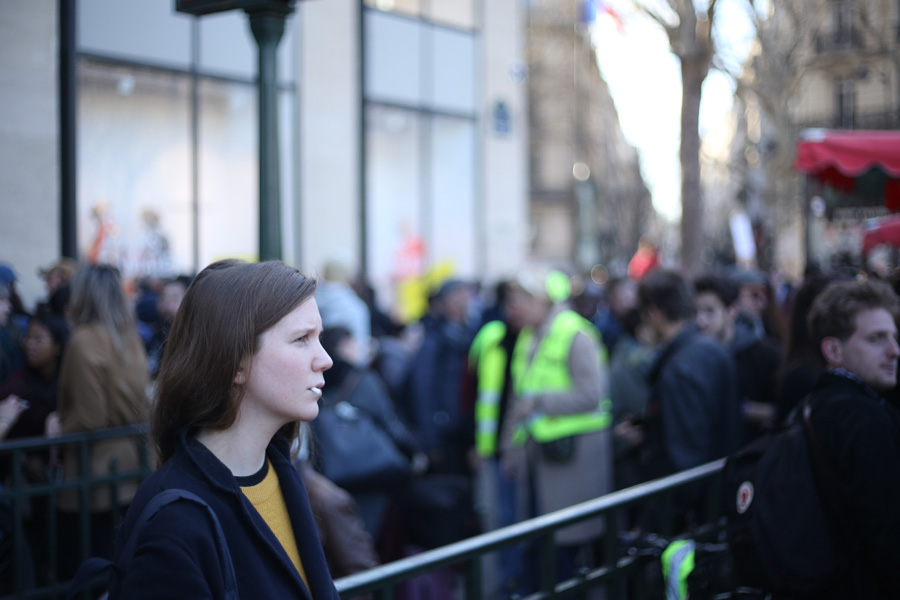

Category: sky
[590, 0, 760, 222]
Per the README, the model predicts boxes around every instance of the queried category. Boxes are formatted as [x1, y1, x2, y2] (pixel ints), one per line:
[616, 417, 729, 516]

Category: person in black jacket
[803, 278, 900, 599]
[114, 259, 339, 600]
[637, 270, 741, 529]
[405, 280, 475, 476]
[694, 273, 783, 442]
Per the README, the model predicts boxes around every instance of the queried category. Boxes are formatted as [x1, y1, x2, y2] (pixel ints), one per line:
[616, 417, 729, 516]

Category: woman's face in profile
[238, 298, 333, 428]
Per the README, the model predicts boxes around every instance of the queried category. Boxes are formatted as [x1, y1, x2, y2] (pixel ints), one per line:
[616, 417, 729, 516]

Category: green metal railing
[1, 426, 725, 600]
[0, 425, 153, 600]
[336, 460, 726, 600]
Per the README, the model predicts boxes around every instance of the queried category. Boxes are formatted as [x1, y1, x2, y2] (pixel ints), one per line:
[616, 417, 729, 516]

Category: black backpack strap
[802, 396, 842, 484]
[66, 489, 239, 600]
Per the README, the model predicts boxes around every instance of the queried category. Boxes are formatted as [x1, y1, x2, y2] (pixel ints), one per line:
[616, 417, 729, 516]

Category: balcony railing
[796, 110, 900, 133]
[814, 29, 864, 54]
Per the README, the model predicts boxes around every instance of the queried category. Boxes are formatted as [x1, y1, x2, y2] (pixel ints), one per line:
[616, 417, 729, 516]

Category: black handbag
[397, 474, 479, 548]
[540, 435, 577, 463]
[311, 370, 411, 491]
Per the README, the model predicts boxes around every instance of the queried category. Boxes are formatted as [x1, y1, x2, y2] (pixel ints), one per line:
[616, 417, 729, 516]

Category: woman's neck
[195, 419, 272, 477]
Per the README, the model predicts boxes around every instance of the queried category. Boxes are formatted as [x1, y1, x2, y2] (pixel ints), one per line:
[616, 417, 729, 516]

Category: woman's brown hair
[152, 259, 317, 463]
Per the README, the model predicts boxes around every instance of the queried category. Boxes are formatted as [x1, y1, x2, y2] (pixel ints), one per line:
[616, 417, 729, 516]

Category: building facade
[525, 0, 651, 276]
[723, 0, 900, 278]
[0, 0, 529, 314]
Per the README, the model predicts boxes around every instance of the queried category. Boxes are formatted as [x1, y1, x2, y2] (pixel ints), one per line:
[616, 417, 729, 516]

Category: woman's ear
[234, 359, 248, 385]
[820, 337, 842, 368]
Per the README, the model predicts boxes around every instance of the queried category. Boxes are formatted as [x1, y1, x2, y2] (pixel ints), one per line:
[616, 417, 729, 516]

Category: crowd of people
[1, 255, 900, 598]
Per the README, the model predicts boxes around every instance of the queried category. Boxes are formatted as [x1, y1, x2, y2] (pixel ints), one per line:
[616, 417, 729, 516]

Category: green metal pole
[249, 8, 287, 261]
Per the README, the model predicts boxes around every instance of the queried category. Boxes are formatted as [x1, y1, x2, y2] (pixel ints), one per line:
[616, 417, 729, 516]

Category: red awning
[862, 213, 900, 254]
[795, 129, 900, 211]
[795, 129, 900, 176]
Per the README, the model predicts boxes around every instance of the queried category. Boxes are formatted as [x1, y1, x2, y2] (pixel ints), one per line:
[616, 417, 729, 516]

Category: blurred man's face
[695, 292, 732, 344]
[505, 287, 545, 329]
[738, 284, 767, 318]
[827, 308, 900, 392]
[45, 271, 66, 295]
[441, 287, 470, 324]
[638, 305, 665, 344]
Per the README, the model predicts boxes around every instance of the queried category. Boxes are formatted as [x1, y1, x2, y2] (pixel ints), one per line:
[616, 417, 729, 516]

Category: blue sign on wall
[493, 101, 510, 137]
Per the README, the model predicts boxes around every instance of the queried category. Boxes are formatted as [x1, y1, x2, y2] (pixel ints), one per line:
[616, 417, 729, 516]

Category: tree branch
[633, 0, 677, 31]
[633, 0, 681, 50]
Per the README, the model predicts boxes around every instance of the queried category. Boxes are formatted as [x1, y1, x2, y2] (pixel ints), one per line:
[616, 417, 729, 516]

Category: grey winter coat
[500, 305, 614, 546]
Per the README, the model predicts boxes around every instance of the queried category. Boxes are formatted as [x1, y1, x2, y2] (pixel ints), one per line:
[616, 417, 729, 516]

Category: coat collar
[174, 428, 333, 600]
[815, 369, 882, 402]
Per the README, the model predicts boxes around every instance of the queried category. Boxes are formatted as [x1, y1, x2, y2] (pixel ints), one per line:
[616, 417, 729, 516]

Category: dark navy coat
[113, 429, 339, 600]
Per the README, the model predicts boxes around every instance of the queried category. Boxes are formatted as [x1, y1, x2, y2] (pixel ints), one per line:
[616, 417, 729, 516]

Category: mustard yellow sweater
[240, 460, 310, 592]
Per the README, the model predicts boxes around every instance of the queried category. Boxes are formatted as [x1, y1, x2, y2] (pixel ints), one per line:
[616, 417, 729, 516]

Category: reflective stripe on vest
[470, 321, 508, 458]
[661, 539, 695, 600]
[510, 310, 611, 446]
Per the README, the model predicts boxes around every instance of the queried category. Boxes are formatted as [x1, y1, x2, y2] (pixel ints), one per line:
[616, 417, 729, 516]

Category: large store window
[366, 105, 423, 297]
[362, 8, 479, 313]
[429, 115, 476, 278]
[76, 1, 296, 280]
[77, 59, 294, 279]
[197, 78, 258, 266]
[78, 60, 193, 278]
[365, 106, 478, 314]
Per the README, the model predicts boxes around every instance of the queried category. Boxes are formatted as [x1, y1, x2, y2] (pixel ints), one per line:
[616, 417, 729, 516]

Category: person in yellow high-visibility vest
[470, 319, 512, 459]
[467, 293, 523, 597]
[499, 266, 613, 591]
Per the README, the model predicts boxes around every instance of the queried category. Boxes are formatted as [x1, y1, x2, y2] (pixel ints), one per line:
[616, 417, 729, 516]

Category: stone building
[0, 0, 530, 314]
[724, 0, 900, 277]
[526, 0, 651, 276]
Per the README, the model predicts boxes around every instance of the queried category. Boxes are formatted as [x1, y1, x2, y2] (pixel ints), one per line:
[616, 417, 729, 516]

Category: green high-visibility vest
[469, 321, 509, 458]
[511, 310, 611, 446]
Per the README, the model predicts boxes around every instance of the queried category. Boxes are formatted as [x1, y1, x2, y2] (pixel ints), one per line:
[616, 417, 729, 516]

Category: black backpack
[722, 397, 851, 596]
[66, 489, 238, 600]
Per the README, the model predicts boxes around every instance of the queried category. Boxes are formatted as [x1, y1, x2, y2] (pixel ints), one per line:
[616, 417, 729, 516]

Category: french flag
[581, 0, 625, 33]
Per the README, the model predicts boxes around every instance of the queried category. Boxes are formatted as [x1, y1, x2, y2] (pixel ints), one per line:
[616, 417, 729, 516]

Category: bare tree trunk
[680, 57, 706, 276]
[636, 0, 717, 272]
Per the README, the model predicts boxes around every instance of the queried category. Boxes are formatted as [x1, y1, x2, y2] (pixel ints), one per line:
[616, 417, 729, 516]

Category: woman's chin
[297, 404, 320, 423]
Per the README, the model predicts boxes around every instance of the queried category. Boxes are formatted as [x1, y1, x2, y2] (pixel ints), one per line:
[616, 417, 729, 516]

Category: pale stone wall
[481, 0, 530, 282]
[296, 0, 362, 278]
[0, 0, 60, 310]
[527, 0, 650, 272]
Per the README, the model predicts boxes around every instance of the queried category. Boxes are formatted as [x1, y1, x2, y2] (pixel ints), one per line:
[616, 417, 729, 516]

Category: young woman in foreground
[115, 259, 337, 599]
